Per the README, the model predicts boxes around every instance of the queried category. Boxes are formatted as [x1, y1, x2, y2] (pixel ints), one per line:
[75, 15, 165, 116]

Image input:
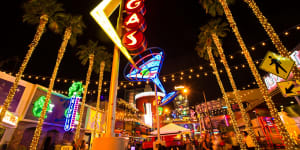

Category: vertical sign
[64, 96, 81, 131]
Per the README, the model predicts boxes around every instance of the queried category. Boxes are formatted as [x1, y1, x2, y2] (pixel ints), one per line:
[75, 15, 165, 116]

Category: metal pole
[105, 1, 124, 137]
[155, 84, 161, 143]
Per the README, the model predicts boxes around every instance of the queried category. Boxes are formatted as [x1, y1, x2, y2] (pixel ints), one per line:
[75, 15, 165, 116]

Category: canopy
[151, 123, 190, 135]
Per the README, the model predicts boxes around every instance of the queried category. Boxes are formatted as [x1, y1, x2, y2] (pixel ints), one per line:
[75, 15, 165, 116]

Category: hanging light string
[211, 33, 259, 149]
[207, 44, 246, 149]
[218, 0, 295, 148]
[243, 0, 300, 80]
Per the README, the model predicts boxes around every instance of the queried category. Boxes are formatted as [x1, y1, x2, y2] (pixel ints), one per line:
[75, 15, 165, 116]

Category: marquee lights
[64, 96, 81, 131]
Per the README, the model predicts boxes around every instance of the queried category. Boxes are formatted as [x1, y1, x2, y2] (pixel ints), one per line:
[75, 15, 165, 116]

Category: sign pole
[105, 0, 124, 137]
[155, 84, 161, 144]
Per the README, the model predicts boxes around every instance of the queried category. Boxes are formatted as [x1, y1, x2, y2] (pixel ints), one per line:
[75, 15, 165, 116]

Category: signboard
[64, 96, 81, 131]
[260, 51, 295, 79]
[0, 106, 18, 127]
[277, 80, 300, 97]
[264, 50, 300, 92]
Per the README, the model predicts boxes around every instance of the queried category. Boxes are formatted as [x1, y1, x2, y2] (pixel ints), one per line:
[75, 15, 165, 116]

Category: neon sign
[160, 91, 178, 106]
[32, 96, 54, 118]
[68, 82, 83, 97]
[264, 50, 300, 92]
[64, 96, 81, 131]
[122, 0, 147, 56]
[125, 0, 145, 15]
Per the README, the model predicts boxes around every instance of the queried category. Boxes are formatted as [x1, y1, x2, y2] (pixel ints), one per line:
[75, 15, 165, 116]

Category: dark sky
[2, 0, 300, 106]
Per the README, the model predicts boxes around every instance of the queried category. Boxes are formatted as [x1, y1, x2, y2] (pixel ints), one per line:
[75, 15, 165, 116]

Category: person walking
[203, 135, 212, 150]
[80, 140, 86, 150]
[243, 131, 255, 150]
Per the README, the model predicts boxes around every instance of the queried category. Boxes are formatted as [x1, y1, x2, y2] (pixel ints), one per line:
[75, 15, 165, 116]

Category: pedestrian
[203, 135, 212, 150]
[229, 131, 239, 150]
[198, 137, 205, 150]
[242, 131, 255, 150]
[185, 134, 192, 150]
[80, 140, 86, 150]
[72, 140, 78, 150]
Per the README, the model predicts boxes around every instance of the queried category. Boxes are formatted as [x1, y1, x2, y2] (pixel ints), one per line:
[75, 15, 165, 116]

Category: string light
[243, 0, 300, 81]
[207, 45, 246, 149]
[212, 33, 259, 149]
[219, 0, 295, 148]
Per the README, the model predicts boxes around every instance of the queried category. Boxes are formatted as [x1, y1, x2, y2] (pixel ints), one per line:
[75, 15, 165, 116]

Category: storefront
[7, 84, 91, 150]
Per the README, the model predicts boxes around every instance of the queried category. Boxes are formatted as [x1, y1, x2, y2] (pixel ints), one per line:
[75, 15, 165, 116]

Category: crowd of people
[126, 131, 259, 150]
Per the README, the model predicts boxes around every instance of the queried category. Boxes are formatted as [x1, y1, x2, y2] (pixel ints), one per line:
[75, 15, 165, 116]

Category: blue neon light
[64, 96, 80, 131]
[125, 48, 166, 93]
[160, 91, 178, 106]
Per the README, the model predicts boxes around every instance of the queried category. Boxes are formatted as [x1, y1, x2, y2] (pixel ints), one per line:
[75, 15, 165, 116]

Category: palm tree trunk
[218, 0, 296, 149]
[29, 26, 72, 150]
[93, 61, 105, 138]
[243, 0, 300, 80]
[211, 33, 260, 149]
[0, 14, 48, 122]
[207, 43, 246, 150]
[74, 54, 94, 143]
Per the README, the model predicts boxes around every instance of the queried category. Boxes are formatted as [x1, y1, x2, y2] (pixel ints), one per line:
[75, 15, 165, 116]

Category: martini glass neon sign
[124, 47, 178, 106]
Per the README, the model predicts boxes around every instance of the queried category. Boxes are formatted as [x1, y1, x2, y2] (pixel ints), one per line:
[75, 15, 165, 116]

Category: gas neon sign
[122, 0, 147, 56]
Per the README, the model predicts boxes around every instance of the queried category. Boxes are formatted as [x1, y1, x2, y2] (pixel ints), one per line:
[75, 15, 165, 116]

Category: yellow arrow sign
[90, 0, 138, 69]
[260, 51, 294, 79]
[277, 80, 300, 97]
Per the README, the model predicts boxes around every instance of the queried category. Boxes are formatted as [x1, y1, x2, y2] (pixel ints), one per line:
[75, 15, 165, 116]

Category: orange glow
[125, 13, 140, 26]
[183, 88, 188, 93]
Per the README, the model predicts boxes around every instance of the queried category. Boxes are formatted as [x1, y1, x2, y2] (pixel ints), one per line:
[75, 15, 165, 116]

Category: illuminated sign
[124, 13, 146, 32]
[90, 0, 137, 68]
[160, 91, 179, 106]
[32, 96, 54, 118]
[122, 30, 147, 55]
[260, 51, 294, 79]
[158, 107, 163, 115]
[135, 91, 165, 100]
[64, 96, 81, 131]
[0, 107, 18, 126]
[122, 0, 147, 56]
[264, 50, 300, 91]
[125, 0, 146, 15]
[68, 82, 83, 97]
[144, 103, 152, 127]
[126, 51, 165, 93]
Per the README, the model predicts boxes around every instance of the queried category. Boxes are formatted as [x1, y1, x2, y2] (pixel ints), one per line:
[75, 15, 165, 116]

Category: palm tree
[74, 40, 112, 141]
[211, 32, 259, 149]
[217, 0, 295, 148]
[0, 0, 64, 123]
[195, 18, 246, 149]
[199, 0, 235, 17]
[92, 49, 112, 139]
[243, 0, 300, 80]
[29, 14, 85, 150]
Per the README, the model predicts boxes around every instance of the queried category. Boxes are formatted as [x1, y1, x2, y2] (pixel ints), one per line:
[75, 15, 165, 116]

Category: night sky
[2, 0, 300, 106]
